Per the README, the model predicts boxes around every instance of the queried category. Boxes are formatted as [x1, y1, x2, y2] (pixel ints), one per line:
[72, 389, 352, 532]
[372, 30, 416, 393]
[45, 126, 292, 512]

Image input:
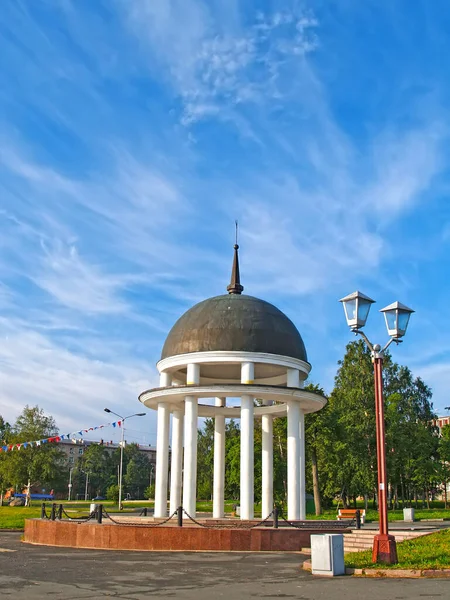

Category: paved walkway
[0, 532, 449, 599]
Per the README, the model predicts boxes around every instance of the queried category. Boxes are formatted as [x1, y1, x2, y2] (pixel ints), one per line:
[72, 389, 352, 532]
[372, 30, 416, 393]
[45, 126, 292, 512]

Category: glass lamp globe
[339, 291, 375, 330]
[380, 302, 414, 339]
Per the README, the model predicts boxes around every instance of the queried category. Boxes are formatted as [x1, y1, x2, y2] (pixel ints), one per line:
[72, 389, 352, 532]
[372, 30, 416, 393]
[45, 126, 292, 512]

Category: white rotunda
[139, 244, 327, 521]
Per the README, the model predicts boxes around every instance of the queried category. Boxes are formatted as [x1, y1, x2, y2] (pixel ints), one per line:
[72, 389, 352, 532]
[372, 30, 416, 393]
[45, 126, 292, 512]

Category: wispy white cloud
[364, 124, 445, 216]
[0, 317, 157, 440]
[33, 240, 132, 314]
[123, 0, 319, 124]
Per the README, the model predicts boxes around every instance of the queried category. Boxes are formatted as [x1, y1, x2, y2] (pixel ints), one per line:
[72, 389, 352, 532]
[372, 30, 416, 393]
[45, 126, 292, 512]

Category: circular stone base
[24, 519, 349, 552]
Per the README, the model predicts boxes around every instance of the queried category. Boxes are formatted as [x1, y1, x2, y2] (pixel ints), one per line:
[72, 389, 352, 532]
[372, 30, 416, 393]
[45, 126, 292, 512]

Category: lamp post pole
[371, 343, 396, 562]
[340, 291, 414, 565]
[104, 409, 146, 511]
[149, 464, 155, 490]
[118, 420, 125, 510]
[84, 472, 89, 501]
[68, 467, 73, 501]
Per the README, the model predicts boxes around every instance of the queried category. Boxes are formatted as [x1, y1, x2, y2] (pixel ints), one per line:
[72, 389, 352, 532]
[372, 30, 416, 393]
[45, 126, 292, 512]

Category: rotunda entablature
[139, 384, 326, 418]
[157, 350, 311, 387]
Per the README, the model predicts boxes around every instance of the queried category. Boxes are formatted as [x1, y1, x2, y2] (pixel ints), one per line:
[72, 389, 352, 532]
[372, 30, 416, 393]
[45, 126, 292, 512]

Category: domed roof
[161, 293, 308, 361]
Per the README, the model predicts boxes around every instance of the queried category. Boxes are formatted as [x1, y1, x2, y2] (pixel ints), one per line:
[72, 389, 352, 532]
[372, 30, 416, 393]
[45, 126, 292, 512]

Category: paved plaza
[0, 532, 449, 600]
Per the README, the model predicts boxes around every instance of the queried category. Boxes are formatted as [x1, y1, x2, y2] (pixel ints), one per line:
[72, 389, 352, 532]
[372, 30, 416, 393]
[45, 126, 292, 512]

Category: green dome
[161, 294, 308, 362]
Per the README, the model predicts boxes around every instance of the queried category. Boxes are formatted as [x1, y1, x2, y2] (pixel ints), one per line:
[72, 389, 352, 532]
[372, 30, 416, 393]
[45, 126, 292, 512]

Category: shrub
[106, 484, 120, 503]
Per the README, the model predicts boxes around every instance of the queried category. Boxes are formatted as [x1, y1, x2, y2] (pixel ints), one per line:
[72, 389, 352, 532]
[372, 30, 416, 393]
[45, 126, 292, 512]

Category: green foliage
[318, 341, 438, 508]
[197, 419, 214, 499]
[106, 484, 120, 503]
[124, 453, 152, 498]
[304, 383, 333, 514]
[144, 484, 155, 499]
[76, 443, 113, 496]
[0, 406, 65, 492]
[71, 442, 153, 499]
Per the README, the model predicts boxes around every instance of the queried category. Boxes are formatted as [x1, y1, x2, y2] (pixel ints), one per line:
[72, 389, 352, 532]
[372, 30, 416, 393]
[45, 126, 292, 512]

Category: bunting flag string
[0, 420, 122, 453]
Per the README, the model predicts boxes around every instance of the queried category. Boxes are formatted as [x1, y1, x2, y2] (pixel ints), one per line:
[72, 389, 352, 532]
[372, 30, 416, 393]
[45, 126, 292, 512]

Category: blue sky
[1, 0, 450, 445]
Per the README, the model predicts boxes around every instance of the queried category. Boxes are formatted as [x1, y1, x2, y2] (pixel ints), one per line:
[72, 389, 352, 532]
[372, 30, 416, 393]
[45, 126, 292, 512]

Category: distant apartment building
[58, 438, 156, 467]
[434, 415, 450, 434]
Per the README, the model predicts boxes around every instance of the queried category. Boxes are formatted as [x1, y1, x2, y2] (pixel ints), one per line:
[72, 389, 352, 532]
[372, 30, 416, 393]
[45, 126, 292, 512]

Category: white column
[240, 394, 254, 520]
[241, 361, 254, 384]
[299, 408, 306, 520]
[183, 395, 198, 517]
[154, 402, 170, 518]
[287, 367, 300, 388]
[169, 408, 184, 515]
[213, 397, 226, 519]
[287, 399, 301, 521]
[186, 363, 200, 385]
[261, 411, 273, 519]
[160, 372, 172, 387]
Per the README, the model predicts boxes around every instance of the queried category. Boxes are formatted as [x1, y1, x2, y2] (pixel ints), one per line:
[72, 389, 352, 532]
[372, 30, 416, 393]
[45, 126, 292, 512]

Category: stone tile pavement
[0, 532, 449, 599]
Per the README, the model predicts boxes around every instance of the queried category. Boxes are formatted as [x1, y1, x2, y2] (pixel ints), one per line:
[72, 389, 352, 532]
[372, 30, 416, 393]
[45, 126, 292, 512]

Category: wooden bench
[337, 508, 366, 524]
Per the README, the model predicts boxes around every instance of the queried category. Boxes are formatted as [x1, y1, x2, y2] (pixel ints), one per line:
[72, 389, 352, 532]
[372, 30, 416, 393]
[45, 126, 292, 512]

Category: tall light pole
[340, 291, 414, 565]
[84, 471, 89, 501]
[104, 409, 146, 510]
[68, 467, 73, 501]
[149, 463, 155, 492]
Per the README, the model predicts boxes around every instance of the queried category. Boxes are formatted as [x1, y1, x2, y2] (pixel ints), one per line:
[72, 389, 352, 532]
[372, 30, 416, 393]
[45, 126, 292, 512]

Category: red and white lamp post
[339, 291, 414, 565]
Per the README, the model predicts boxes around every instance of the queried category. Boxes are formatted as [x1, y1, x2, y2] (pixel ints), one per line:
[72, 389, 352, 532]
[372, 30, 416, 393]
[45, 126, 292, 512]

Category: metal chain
[182, 508, 275, 530]
[248, 510, 274, 529]
[102, 507, 178, 527]
[280, 514, 355, 529]
[181, 509, 209, 527]
[61, 507, 96, 522]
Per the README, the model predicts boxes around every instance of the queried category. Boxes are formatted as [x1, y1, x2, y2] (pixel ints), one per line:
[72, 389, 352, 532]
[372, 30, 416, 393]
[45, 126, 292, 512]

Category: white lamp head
[380, 301, 414, 339]
[339, 291, 375, 330]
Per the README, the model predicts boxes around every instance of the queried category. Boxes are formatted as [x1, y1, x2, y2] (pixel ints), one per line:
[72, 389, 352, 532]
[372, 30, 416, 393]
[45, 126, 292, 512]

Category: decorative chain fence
[39, 503, 357, 530]
[280, 513, 356, 530]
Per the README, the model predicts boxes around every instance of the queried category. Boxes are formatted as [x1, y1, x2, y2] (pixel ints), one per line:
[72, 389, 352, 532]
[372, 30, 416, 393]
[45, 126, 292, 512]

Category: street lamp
[68, 467, 73, 501]
[84, 471, 90, 502]
[339, 291, 414, 565]
[104, 408, 146, 510]
[149, 463, 155, 491]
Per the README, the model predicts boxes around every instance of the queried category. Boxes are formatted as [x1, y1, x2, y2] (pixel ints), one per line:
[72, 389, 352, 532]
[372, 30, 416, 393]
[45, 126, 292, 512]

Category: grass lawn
[0, 502, 145, 529]
[345, 529, 450, 570]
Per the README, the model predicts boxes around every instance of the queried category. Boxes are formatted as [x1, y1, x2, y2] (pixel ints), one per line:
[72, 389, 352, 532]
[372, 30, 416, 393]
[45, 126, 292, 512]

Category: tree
[124, 453, 152, 499]
[325, 341, 437, 510]
[197, 419, 214, 499]
[327, 340, 382, 506]
[439, 425, 450, 508]
[0, 406, 65, 493]
[77, 443, 113, 497]
[0, 416, 12, 499]
[304, 383, 334, 515]
[384, 366, 437, 507]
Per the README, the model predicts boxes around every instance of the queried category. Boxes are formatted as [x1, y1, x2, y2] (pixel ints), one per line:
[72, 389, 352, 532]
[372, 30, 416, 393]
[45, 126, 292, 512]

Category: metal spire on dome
[227, 221, 244, 295]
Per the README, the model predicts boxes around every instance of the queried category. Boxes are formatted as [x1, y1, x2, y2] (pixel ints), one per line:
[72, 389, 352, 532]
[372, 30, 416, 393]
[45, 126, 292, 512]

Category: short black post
[58, 504, 63, 520]
[273, 506, 279, 529]
[41, 503, 46, 519]
[50, 503, 56, 521]
[97, 504, 103, 524]
[143, 507, 148, 517]
[355, 509, 361, 530]
[177, 506, 183, 527]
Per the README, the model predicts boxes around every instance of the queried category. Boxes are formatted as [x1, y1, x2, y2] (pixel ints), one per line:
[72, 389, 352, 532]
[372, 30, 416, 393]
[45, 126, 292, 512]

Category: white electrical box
[311, 534, 345, 576]
[403, 508, 415, 521]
